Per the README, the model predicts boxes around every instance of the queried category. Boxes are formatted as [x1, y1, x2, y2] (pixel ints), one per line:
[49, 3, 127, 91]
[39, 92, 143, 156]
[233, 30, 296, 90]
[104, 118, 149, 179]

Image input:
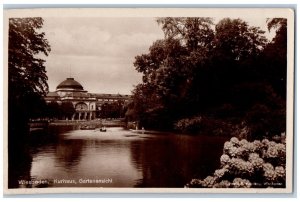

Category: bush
[186, 136, 286, 188]
[245, 103, 286, 140]
[174, 116, 242, 136]
[174, 116, 203, 133]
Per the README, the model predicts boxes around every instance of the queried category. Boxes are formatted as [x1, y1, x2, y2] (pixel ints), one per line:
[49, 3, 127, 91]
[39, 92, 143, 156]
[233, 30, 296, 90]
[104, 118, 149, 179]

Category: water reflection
[8, 143, 33, 188]
[10, 127, 228, 188]
[130, 134, 227, 187]
[54, 139, 83, 169]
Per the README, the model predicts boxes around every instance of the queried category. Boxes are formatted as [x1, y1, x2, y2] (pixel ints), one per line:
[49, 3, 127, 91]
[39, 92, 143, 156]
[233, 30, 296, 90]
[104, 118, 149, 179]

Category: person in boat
[100, 126, 106, 132]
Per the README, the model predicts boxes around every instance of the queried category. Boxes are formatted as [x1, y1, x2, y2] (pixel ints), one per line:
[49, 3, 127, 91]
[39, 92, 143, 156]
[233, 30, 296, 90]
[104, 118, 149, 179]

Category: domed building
[45, 78, 130, 120]
[56, 77, 86, 96]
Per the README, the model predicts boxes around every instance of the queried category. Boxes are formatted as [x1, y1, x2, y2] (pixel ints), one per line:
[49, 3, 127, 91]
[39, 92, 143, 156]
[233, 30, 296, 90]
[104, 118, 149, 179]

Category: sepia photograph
[3, 8, 294, 194]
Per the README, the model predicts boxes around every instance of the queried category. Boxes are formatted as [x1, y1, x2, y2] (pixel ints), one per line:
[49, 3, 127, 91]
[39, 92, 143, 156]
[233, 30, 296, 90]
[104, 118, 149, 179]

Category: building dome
[56, 78, 84, 90]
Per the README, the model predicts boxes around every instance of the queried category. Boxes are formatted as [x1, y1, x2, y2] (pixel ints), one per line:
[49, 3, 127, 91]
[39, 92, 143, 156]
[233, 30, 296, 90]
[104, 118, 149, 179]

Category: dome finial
[69, 64, 72, 78]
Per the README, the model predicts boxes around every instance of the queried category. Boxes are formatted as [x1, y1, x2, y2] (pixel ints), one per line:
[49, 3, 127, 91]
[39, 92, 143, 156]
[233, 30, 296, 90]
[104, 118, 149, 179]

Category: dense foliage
[45, 101, 76, 120]
[8, 17, 51, 135]
[127, 17, 287, 139]
[187, 136, 286, 188]
[100, 101, 126, 119]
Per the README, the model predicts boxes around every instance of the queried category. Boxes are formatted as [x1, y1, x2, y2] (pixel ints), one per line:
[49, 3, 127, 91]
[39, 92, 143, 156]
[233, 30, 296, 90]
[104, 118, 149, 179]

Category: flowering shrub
[187, 137, 286, 188]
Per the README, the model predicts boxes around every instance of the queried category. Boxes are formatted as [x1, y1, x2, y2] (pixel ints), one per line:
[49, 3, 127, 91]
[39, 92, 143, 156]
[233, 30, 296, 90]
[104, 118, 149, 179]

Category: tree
[46, 101, 60, 119]
[8, 17, 51, 135]
[133, 18, 217, 129]
[8, 17, 51, 189]
[157, 17, 214, 52]
[214, 18, 267, 61]
[261, 18, 287, 98]
[60, 102, 76, 120]
[242, 18, 287, 138]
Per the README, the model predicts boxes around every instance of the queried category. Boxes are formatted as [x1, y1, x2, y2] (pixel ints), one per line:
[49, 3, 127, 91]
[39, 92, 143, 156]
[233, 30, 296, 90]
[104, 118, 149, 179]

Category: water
[10, 126, 228, 188]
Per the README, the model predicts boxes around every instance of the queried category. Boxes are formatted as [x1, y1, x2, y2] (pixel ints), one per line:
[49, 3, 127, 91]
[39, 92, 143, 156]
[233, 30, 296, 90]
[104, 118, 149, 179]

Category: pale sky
[42, 17, 274, 94]
[42, 17, 164, 94]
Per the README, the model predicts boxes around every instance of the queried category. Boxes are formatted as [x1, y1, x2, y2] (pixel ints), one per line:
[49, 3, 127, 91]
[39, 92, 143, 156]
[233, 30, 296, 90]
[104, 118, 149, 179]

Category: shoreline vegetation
[29, 119, 127, 131]
[48, 119, 126, 127]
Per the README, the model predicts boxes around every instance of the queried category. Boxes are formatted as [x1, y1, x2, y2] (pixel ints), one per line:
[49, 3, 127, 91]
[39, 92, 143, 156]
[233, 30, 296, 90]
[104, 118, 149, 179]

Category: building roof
[63, 92, 91, 98]
[56, 78, 84, 90]
[92, 93, 131, 99]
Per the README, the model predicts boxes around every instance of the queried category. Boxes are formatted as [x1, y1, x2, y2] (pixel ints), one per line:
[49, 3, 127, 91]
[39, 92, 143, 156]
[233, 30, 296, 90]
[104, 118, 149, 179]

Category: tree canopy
[128, 17, 287, 139]
[9, 18, 51, 95]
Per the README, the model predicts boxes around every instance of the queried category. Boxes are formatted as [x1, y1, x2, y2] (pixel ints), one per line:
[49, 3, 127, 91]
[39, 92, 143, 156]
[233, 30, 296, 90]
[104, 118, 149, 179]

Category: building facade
[45, 78, 130, 120]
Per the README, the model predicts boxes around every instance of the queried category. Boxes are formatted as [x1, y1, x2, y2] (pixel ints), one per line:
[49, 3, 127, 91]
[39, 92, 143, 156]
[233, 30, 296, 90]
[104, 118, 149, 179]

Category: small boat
[100, 127, 107, 132]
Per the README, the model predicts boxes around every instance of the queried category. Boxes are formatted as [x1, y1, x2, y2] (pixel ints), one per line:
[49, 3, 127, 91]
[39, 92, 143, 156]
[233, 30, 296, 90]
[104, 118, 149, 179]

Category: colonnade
[72, 111, 96, 120]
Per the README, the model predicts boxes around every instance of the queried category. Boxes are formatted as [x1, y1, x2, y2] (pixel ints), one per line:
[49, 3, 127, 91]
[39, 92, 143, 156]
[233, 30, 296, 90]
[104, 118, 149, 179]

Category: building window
[75, 103, 88, 110]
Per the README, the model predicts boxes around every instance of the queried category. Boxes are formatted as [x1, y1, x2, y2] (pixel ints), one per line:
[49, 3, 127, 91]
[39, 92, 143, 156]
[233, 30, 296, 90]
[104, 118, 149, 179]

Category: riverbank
[49, 119, 126, 127]
[29, 119, 126, 128]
